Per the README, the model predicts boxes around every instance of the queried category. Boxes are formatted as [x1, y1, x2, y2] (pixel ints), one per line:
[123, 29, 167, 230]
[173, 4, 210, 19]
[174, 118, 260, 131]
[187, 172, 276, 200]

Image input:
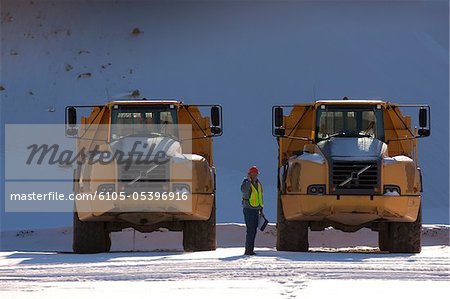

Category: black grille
[332, 160, 378, 194]
[118, 161, 170, 194]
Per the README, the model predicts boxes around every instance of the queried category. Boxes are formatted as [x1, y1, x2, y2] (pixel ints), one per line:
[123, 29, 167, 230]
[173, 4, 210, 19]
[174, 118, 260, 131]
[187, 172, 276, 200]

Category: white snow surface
[0, 223, 449, 298]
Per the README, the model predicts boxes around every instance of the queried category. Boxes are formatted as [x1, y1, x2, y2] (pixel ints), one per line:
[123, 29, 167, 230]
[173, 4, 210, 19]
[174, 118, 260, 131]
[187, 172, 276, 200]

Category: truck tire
[183, 197, 216, 252]
[388, 207, 422, 253]
[378, 207, 422, 253]
[276, 192, 309, 252]
[73, 212, 111, 253]
[378, 224, 390, 252]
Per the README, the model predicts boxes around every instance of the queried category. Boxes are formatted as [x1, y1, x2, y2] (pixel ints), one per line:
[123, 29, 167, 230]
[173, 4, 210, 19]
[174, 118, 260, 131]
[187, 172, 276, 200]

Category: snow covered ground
[0, 223, 449, 298]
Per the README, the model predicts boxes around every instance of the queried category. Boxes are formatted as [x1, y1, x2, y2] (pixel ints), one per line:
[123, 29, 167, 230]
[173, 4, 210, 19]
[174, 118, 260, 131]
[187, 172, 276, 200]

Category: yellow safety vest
[249, 182, 263, 208]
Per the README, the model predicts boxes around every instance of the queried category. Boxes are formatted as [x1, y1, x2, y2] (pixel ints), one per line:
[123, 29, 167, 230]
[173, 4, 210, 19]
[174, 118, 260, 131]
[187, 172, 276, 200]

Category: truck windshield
[315, 106, 384, 142]
[111, 105, 178, 141]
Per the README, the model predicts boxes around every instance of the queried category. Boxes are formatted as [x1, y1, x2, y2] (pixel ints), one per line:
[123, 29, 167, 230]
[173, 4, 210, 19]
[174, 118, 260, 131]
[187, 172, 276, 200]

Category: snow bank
[1, 0, 448, 229]
[1, 223, 448, 252]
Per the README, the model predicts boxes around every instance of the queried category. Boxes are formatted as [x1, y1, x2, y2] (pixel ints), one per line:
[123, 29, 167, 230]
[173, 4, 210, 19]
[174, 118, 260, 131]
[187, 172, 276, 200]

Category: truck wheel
[388, 207, 422, 253]
[378, 224, 390, 252]
[73, 212, 111, 253]
[276, 192, 309, 252]
[183, 197, 216, 252]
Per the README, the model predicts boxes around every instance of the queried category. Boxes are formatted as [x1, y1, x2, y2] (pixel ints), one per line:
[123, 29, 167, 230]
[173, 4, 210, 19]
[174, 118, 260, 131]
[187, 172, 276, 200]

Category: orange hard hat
[248, 166, 259, 174]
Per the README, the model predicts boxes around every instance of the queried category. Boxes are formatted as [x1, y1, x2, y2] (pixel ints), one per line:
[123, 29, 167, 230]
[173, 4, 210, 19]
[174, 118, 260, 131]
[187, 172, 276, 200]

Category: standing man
[241, 166, 264, 255]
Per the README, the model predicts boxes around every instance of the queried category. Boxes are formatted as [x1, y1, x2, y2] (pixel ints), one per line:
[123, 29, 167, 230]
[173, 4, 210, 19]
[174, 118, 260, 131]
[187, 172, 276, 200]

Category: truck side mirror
[274, 107, 283, 127]
[66, 106, 78, 136]
[419, 107, 427, 128]
[273, 107, 285, 136]
[211, 106, 220, 126]
[210, 106, 222, 135]
[418, 107, 430, 137]
[68, 107, 77, 126]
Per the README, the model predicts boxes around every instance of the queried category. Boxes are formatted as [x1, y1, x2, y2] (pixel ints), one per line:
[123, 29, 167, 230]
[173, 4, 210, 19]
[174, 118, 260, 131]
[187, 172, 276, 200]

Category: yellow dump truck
[65, 99, 222, 253]
[272, 98, 430, 253]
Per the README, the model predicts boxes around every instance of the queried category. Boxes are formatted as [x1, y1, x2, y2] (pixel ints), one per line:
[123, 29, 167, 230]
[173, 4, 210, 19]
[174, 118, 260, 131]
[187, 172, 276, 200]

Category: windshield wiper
[119, 132, 179, 141]
[321, 131, 349, 141]
[320, 131, 374, 141]
[357, 132, 374, 138]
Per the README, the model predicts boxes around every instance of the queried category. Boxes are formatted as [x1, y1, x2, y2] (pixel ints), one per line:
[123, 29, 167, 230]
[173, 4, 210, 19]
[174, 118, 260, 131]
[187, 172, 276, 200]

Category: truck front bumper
[281, 194, 420, 226]
[76, 193, 214, 223]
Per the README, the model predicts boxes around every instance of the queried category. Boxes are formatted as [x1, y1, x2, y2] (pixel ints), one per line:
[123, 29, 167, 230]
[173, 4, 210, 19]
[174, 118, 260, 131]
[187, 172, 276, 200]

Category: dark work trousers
[243, 207, 259, 253]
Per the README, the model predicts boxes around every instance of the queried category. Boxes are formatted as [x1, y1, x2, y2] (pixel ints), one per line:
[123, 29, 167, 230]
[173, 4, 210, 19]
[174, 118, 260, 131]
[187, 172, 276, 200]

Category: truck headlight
[173, 184, 191, 194]
[307, 184, 326, 195]
[97, 184, 115, 193]
[383, 185, 401, 195]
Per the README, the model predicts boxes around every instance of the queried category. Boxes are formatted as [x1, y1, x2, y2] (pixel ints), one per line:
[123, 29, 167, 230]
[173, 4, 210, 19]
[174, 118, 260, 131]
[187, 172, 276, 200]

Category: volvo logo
[129, 164, 159, 185]
[339, 165, 371, 187]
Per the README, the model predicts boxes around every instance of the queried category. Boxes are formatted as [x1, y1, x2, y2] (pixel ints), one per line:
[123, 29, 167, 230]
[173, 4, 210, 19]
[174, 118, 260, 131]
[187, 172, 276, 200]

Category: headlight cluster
[383, 185, 401, 195]
[97, 184, 115, 193]
[307, 184, 326, 195]
[173, 184, 191, 194]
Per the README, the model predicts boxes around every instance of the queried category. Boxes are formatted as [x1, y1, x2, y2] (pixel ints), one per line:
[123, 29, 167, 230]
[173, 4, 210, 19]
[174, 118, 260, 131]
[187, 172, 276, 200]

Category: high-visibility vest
[249, 182, 263, 208]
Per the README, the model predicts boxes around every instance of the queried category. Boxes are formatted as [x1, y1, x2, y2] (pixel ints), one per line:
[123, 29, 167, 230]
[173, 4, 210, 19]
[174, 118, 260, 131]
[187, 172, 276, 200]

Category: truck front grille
[331, 160, 379, 194]
[118, 161, 170, 194]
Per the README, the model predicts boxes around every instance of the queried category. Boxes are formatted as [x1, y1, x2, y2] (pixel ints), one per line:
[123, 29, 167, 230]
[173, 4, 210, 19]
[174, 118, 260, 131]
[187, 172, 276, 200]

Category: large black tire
[183, 197, 216, 252]
[378, 207, 422, 253]
[378, 224, 390, 252]
[389, 207, 422, 253]
[276, 192, 309, 252]
[73, 212, 111, 253]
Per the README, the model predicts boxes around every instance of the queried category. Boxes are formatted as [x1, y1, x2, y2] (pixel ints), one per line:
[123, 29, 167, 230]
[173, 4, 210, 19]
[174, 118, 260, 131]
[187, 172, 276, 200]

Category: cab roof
[314, 99, 387, 105]
[108, 99, 180, 105]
